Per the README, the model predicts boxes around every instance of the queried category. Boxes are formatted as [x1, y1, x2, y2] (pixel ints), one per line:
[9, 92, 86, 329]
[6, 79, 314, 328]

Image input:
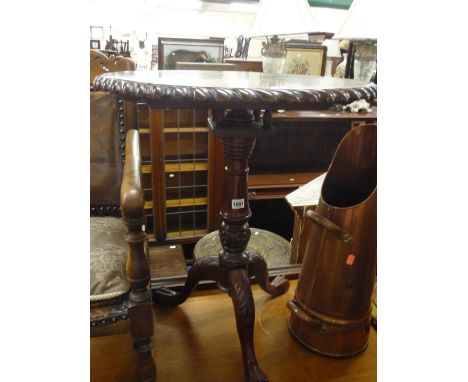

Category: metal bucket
[288, 123, 377, 357]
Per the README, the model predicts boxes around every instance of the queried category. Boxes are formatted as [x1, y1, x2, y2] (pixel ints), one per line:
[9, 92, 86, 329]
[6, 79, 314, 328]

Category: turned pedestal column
[153, 109, 289, 382]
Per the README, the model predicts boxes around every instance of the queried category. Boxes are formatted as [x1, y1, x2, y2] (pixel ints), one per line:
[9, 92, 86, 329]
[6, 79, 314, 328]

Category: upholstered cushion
[194, 228, 291, 267]
[90, 217, 130, 302]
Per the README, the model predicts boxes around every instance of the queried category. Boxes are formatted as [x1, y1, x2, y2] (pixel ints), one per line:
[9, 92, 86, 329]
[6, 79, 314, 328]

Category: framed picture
[284, 42, 327, 76]
[90, 40, 101, 50]
[90, 26, 104, 40]
[158, 37, 225, 70]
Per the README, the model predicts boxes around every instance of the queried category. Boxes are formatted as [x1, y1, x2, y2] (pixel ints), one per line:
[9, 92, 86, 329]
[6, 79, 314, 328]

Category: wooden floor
[91, 280, 376, 382]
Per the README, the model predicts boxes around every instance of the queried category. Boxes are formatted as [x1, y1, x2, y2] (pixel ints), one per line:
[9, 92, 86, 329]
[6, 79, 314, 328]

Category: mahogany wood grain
[149, 108, 166, 241]
[210, 134, 227, 230]
[91, 280, 377, 382]
[121, 130, 156, 381]
[93, 71, 376, 111]
[207, 112, 217, 231]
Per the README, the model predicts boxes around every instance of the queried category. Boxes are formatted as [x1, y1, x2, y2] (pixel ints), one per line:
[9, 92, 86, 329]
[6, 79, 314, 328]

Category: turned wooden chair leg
[126, 225, 156, 382]
[227, 268, 269, 382]
[128, 293, 156, 382]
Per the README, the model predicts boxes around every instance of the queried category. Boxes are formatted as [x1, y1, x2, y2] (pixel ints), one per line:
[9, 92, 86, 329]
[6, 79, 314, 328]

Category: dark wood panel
[149, 245, 187, 281]
[139, 131, 152, 162]
[163, 132, 208, 160]
[149, 108, 166, 241]
[209, 135, 226, 231]
[249, 171, 324, 189]
[249, 198, 295, 241]
[248, 172, 324, 201]
[250, 120, 351, 174]
[224, 58, 263, 72]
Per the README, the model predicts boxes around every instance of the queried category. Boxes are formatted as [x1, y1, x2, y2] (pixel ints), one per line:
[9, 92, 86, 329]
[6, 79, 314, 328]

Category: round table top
[93, 70, 377, 110]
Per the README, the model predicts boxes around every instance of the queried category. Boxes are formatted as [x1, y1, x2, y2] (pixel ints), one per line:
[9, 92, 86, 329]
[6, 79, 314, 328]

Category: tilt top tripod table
[94, 70, 377, 382]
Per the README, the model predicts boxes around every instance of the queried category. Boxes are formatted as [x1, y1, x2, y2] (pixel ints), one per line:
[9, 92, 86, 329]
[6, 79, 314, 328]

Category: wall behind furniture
[89, 0, 347, 62]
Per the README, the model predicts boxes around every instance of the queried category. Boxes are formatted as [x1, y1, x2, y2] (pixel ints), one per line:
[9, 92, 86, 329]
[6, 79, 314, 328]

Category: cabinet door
[136, 103, 155, 238]
[144, 107, 213, 243]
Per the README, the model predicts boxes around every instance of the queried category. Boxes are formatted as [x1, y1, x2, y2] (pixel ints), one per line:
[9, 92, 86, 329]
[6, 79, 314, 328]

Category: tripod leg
[248, 252, 290, 296]
[227, 268, 268, 382]
[153, 256, 223, 306]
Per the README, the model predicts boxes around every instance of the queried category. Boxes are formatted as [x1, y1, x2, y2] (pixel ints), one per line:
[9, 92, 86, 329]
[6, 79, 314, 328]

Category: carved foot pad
[152, 287, 177, 305]
[268, 275, 290, 296]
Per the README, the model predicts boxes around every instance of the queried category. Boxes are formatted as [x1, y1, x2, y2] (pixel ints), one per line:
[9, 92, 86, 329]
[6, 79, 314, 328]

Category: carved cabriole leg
[248, 252, 290, 296]
[228, 269, 268, 382]
[153, 256, 225, 305]
[126, 224, 156, 382]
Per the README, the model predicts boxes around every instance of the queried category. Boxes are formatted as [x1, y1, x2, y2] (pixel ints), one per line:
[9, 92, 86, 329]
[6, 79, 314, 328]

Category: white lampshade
[322, 39, 341, 58]
[248, 0, 320, 37]
[333, 0, 377, 41]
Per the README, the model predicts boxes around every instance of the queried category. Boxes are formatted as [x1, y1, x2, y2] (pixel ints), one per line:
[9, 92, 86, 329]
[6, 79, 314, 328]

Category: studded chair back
[90, 50, 137, 214]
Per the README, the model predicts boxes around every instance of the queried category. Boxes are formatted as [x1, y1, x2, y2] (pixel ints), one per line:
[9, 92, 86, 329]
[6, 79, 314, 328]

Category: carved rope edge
[93, 75, 377, 107]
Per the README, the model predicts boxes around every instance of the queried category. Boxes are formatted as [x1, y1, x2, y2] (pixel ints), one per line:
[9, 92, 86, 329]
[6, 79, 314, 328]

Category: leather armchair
[90, 50, 155, 381]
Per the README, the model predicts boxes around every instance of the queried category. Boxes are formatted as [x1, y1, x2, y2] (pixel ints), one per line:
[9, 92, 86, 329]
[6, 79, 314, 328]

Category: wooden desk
[91, 280, 376, 382]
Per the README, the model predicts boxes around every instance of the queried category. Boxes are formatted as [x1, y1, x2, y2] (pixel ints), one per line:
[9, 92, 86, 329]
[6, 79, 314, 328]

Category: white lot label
[231, 198, 245, 209]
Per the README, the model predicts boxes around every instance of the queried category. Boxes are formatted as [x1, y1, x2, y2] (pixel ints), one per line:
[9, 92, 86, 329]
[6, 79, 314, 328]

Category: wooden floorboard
[91, 280, 376, 382]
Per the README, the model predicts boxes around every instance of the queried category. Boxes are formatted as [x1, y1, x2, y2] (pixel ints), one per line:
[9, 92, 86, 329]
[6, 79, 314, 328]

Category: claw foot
[154, 287, 176, 296]
[270, 275, 290, 296]
[152, 287, 178, 305]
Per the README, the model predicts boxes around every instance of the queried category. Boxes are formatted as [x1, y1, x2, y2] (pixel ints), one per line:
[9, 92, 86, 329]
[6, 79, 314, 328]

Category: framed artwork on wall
[90, 40, 101, 50]
[158, 37, 225, 70]
[284, 42, 327, 76]
[90, 26, 104, 40]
